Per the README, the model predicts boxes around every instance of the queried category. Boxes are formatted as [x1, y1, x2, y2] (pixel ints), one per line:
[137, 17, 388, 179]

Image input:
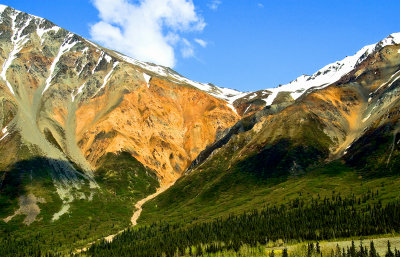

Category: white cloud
[257, 3, 264, 8]
[181, 38, 194, 58]
[207, 0, 222, 11]
[194, 38, 207, 48]
[90, 0, 206, 67]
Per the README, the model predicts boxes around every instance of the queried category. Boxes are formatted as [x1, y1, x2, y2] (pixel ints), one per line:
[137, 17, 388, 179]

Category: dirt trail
[130, 182, 172, 226]
[75, 182, 174, 254]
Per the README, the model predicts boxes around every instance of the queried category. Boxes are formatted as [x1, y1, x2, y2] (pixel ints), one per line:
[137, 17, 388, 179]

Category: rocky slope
[0, 4, 241, 224]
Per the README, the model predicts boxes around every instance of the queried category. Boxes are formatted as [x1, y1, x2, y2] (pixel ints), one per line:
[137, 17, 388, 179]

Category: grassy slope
[140, 160, 400, 226]
[139, 112, 400, 226]
[0, 151, 159, 252]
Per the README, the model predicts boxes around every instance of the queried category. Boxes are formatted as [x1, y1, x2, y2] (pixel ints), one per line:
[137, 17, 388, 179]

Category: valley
[0, 4, 400, 257]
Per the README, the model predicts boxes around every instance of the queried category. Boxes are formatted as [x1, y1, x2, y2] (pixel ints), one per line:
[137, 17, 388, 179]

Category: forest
[82, 191, 400, 256]
[1, 191, 400, 256]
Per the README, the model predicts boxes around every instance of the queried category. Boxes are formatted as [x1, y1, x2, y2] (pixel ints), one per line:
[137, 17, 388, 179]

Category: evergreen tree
[386, 241, 394, 257]
[394, 248, 400, 257]
[282, 248, 288, 257]
[196, 244, 203, 256]
[350, 241, 356, 257]
[269, 250, 275, 257]
[370, 241, 378, 257]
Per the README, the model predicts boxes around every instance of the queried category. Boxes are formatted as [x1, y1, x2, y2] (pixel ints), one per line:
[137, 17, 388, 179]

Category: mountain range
[0, 4, 400, 256]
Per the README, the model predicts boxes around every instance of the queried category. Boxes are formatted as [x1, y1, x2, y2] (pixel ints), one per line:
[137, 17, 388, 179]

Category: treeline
[1, 192, 399, 256]
[0, 235, 64, 257]
[84, 192, 400, 257]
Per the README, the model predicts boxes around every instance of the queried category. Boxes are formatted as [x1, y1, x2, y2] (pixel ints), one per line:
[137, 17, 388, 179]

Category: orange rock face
[75, 74, 239, 184]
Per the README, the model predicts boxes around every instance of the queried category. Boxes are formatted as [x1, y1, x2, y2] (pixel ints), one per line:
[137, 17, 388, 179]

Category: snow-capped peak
[260, 33, 400, 106]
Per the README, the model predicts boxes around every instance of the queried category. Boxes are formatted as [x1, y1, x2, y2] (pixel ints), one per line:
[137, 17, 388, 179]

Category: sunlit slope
[140, 35, 400, 225]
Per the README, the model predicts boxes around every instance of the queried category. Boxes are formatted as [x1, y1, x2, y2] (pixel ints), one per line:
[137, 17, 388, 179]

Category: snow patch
[77, 62, 87, 76]
[374, 69, 400, 93]
[36, 24, 60, 44]
[143, 73, 151, 88]
[379, 33, 400, 48]
[92, 52, 104, 74]
[104, 54, 112, 63]
[0, 4, 7, 13]
[81, 47, 89, 54]
[226, 103, 238, 115]
[243, 105, 251, 114]
[115, 53, 168, 77]
[84, 39, 99, 49]
[71, 82, 86, 102]
[248, 93, 257, 100]
[94, 61, 119, 96]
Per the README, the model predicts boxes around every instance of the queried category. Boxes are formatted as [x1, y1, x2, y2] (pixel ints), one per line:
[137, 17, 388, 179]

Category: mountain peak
[0, 4, 246, 108]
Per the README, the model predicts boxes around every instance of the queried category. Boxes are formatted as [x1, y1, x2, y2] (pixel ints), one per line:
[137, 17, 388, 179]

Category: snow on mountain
[0, 4, 7, 13]
[1, 4, 399, 115]
[261, 33, 400, 106]
[114, 32, 400, 112]
[143, 73, 151, 88]
[113, 52, 247, 106]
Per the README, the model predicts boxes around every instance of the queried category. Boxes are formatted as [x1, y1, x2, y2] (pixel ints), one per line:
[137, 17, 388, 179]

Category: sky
[1, 0, 400, 92]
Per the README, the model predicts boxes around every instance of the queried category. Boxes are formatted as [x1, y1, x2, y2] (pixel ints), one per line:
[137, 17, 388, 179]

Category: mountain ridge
[1, 4, 400, 255]
[0, 4, 239, 224]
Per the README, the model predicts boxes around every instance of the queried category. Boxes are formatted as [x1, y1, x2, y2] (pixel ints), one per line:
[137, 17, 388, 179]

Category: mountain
[2, 3, 400, 256]
[139, 33, 400, 225]
[0, 4, 248, 248]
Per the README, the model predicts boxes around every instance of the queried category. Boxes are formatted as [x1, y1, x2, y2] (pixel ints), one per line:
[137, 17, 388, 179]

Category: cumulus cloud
[207, 0, 222, 11]
[194, 38, 207, 48]
[90, 0, 206, 67]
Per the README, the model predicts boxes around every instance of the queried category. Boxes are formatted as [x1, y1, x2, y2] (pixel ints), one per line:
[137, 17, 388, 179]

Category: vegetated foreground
[4, 190, 395, 256]
[1, 158, 400, 256]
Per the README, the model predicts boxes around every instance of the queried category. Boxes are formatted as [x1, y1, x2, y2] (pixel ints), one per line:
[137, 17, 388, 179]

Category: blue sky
[1, 0, 400, 92]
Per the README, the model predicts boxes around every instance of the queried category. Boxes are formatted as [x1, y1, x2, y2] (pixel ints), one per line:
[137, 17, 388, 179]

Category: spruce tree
[350, 241, 356, 257]
[269, 250, 275, 257]
[386, 241, 394, 257]
[370, 241, 377, 257]
[282, 248, 288, 257]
